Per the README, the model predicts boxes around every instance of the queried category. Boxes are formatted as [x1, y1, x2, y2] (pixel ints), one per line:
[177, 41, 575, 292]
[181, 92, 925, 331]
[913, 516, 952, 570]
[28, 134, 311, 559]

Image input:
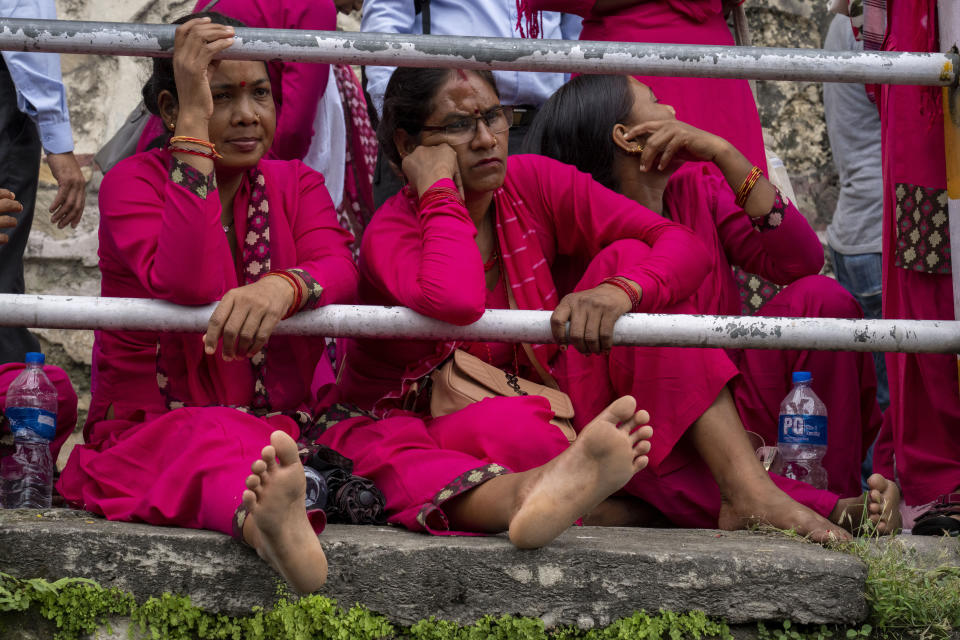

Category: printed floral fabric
[750, 189, 788, 232]
[733, 266, 781, 316]
[169, 157, 216, 200]
[333, 64, 377, 260]
[894, 182, 951, 275]
[301, 402, 375, 445]
[415, 462, 511, 533]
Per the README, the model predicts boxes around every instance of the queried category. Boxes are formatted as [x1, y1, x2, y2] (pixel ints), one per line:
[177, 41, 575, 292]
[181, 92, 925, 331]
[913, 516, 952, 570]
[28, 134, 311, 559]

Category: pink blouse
[663, 162, 823, 316]
[91, 149, 357, 426]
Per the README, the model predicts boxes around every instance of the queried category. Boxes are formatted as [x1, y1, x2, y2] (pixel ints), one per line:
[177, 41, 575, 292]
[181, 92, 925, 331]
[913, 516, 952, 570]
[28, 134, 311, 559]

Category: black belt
[509, 104, 539, 127]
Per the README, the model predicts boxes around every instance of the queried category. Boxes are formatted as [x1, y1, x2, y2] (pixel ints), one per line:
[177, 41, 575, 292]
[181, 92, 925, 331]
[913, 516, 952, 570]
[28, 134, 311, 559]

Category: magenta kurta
[323, 154, 839, 532]
[877, 0, 959, 505]
[57, 149, 357, 536]
[669, 163, 881, 498]
[526, 0, 767, 173]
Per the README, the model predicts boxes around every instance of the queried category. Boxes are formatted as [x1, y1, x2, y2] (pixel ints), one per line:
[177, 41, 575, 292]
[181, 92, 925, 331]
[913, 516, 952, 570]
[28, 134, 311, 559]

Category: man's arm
[361, 0, 418, 117]
[1, 0, 86, 228]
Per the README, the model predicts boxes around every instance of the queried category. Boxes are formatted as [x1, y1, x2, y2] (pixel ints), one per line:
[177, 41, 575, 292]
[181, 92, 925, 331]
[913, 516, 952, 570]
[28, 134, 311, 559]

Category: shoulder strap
[502, 267, 563, 391]
[199, 0, 222, 12]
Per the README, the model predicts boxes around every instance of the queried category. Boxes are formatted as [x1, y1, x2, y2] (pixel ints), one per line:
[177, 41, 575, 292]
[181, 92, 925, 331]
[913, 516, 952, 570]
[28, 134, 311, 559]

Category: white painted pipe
[1, 294, 959, 353]
[0, 18, 955, 85]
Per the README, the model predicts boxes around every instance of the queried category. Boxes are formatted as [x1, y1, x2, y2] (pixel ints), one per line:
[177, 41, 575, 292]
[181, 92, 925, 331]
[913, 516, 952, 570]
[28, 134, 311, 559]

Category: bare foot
[831, 473, 902, 536]
[242, 431, 328, 593]
[508, 395, 653, 549]
[717, 481, 853, 543]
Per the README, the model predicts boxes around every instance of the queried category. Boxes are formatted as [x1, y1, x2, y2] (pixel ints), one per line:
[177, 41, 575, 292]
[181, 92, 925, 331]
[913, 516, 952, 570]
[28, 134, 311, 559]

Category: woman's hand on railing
[550, 283, 636, 354]
[202, 276, 296, 361]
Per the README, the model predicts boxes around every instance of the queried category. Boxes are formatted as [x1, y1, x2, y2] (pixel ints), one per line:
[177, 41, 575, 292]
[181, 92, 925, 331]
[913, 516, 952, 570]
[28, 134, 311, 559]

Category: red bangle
[265, 271, 304, 319]
[418, 185, 463, 211]
[169, 146, 220, 161]
[603, 276, 641, 311]
[170, 136, 223, 159]
[735, 166, 763, 208]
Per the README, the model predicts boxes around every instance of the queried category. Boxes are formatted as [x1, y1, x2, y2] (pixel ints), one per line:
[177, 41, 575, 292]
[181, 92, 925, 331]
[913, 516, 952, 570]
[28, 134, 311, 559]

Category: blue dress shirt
[0, 0, 74, 154]
[361, 0, 582, 116]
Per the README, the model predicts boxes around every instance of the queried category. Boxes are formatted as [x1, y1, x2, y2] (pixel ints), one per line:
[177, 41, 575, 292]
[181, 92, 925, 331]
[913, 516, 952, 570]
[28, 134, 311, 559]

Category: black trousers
[372, 124, 535, 210]
[0, 57, 43, 364]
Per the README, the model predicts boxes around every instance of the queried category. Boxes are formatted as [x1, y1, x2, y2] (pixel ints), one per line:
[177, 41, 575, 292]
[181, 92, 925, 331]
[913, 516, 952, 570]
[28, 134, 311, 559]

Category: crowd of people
[0, 0, 956, 594]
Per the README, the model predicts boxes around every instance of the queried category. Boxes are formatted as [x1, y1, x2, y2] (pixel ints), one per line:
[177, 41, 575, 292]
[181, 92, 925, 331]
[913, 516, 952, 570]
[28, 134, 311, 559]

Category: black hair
[523, 75, 634, 191]
[141, 12, 250, 117]
[377, 68, 499, 169]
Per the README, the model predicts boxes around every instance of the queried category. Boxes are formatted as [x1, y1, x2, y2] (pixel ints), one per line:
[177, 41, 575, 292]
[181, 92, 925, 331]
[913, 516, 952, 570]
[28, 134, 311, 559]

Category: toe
[629, 424, 653, 446]
[601, 395, 638, 426]
[246, 473, 262, 491]
[251, 458, 268, 475]
[270, 430, 301, 467]
[632, 454, 649, 474]
[260, 445, 278, 470]
[242, 488, 257, 511]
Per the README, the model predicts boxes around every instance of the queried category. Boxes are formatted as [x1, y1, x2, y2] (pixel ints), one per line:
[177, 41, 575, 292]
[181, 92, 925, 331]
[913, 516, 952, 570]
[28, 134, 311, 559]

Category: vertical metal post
[940, 0, 960, 389]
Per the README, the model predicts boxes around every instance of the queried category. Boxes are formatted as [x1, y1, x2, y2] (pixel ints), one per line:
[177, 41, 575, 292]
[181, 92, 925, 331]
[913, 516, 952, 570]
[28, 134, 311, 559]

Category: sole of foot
[508, 395, 653, 549]
[718, 481, 854, 543]
[832, 473, 902, 536]
[242, 430, 328, 593]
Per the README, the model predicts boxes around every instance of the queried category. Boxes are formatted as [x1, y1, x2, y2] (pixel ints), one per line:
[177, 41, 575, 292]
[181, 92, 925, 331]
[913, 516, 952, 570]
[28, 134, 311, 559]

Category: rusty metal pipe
[2, 294, 959, 353]
[0, 18, 956, 85]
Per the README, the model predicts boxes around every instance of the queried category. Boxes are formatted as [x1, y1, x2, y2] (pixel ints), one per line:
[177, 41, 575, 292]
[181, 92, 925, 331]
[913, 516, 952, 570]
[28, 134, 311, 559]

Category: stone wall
[25, 0, 841, 427]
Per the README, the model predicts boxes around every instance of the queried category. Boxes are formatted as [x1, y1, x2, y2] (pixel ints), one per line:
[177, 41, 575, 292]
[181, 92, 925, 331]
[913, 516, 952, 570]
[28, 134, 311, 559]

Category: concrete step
[0, 509, 883, 627]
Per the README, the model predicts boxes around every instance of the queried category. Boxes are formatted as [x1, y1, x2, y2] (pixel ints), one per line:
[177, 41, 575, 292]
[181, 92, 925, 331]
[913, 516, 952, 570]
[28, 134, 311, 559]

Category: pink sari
[324, 155, 840, 532]
[58, 150, 357, 537]
[524, 0, 766, 172]
[875, 0, 959, 505]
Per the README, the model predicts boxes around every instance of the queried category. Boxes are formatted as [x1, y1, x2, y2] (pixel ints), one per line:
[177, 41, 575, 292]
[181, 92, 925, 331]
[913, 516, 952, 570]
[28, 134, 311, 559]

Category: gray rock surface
[0, 509, 868, 626]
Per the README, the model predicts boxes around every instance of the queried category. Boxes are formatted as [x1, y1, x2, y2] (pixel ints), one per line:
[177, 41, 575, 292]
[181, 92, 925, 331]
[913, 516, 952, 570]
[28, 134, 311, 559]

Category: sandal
[912, 492, 960, 536]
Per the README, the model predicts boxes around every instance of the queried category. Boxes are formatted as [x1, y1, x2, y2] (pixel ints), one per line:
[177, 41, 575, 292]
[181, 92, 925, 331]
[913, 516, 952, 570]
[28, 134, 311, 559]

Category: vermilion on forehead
[432, 74, 499, 116]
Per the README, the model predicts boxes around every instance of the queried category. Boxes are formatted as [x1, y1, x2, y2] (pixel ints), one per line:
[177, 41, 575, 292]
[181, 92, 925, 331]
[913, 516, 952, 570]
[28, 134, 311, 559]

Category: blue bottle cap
[24, 352, 45, 365]
[792, 371, 812, 384]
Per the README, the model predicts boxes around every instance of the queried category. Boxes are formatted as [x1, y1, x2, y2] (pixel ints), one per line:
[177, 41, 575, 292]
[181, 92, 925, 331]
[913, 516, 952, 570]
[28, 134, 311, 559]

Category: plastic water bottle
[1, 352, 57, 508]
[777, 371, 828, 490]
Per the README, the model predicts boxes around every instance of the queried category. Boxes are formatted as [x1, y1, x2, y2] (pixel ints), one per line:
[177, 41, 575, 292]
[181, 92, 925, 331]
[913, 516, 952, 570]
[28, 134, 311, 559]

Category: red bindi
[240, 81, 246, 87]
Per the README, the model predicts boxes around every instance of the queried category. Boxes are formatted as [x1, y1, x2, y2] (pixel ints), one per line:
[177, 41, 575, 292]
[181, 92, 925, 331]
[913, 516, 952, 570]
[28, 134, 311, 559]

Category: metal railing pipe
[1, 294, 959, 353]
[0, 18, 955, 85]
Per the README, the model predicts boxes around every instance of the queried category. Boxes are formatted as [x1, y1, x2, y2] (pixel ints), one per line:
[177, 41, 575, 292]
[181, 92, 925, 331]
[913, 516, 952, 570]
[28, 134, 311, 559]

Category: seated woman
[525, 73, 885, 502]
[57, 15, 357, 593]
[320, 67, 898, 545]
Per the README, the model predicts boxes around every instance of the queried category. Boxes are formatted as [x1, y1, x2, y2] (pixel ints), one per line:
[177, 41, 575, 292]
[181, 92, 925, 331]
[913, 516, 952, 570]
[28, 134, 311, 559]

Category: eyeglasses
[420, 106, 513, 145]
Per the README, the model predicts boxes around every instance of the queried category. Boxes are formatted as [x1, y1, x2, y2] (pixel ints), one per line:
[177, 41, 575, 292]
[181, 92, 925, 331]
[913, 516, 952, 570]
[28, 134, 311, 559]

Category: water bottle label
[778, 414, 827, 446]
[5, 407, 56, 441]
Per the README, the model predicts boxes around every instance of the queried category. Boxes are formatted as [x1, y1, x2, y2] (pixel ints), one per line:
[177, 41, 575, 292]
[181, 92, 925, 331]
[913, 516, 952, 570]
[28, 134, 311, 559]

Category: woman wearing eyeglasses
[317, 67, 869, 545]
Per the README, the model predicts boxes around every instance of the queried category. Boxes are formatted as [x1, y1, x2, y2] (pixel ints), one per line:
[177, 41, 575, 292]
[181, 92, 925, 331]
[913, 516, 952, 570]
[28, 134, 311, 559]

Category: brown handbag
[429, 349, 577, 443]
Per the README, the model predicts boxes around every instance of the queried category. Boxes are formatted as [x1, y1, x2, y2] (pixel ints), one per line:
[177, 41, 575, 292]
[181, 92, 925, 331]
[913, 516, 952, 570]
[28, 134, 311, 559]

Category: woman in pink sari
[527, 73, 885, 501]
[320, 66, 897, 545]
[57, 15, 357, 592]
[521, 0, 767, 172]
[874, 0, 959, 535]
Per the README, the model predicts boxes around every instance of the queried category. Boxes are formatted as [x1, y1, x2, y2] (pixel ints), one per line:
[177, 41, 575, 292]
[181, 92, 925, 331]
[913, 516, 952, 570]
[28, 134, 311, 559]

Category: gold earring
[168, 122, 176, 131]
[627, 144, 644, 155]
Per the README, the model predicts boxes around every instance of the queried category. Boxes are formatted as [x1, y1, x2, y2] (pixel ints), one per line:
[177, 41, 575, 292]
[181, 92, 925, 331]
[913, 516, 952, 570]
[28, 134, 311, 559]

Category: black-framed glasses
[420, 106, 513, 145]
